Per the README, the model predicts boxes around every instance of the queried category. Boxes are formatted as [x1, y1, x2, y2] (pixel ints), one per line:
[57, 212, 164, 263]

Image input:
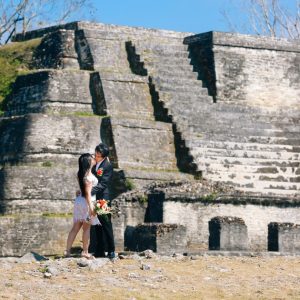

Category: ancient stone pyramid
[0, 22, 299, 255]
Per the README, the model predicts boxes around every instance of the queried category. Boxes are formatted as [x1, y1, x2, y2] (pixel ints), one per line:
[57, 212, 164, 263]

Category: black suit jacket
[91, 157, 113, 201]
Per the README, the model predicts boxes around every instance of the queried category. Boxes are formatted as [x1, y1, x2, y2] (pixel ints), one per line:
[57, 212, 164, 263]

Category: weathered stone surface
[0, 114, 101, 164]
[113, 182, 300, 252]
[128, 223, 187, 255]
[33, 29, 79, 69]
[209, 216, 248, 251]
[5, 70, 94, 116]
[0, 215, 77, 256]
[268, 222, 300, 253]
[133, 30, 300, 196]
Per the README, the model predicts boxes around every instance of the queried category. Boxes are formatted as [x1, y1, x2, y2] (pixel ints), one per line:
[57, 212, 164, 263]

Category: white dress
[73, 173, 100, 226]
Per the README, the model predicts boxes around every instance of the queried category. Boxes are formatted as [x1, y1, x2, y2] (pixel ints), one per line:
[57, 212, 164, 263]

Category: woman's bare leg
[82, 222, 91, 255]
[66, 222, 82, 254]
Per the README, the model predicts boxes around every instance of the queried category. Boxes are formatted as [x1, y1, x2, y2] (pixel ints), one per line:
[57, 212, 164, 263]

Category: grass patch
[138, 195, 148, 204]
[202, 192, 218, 201]
[41, 161, 53, 167]
[125, 178, 136, 191]
[42, 212, 73, 218]
[0, 38, 41, 114]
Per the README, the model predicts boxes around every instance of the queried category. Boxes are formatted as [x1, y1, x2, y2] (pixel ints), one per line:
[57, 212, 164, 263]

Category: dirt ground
[0, 254, 299, 300]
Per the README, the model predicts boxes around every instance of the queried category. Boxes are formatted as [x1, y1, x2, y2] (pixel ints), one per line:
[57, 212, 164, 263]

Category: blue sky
[80, 0, 235, 34]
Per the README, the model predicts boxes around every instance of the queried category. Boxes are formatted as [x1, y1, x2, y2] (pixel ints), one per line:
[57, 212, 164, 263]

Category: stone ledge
[12, 21, 192, 42]
[184, 31, 300, 52]
[164, 193, 300, 207]
[183, 251, 300, 257]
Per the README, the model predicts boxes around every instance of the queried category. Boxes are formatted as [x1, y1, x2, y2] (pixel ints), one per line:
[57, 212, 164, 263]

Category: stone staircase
[132, 38, 300, 196]
[78, 27, 194, 187]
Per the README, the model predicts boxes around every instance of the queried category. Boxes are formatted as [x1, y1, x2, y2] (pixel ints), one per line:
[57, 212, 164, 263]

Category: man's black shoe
[107, 252, 116, 259]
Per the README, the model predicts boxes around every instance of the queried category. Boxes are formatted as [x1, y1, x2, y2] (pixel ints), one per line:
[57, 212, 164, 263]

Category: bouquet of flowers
[94, 199, 111, 216]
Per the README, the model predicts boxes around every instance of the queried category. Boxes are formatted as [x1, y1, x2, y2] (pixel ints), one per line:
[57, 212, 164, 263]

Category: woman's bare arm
[84, 180, 94, 216]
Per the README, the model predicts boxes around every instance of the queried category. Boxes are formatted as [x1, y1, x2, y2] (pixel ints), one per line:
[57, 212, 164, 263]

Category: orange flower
[99, 200, 107, 208]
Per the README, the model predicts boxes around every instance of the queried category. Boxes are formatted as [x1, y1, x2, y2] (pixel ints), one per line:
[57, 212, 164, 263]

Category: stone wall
[112, 185, 300, 252]
[185, 31, 300, 108]
[163, 200, 300, 251]
[0, 214, 80, 256]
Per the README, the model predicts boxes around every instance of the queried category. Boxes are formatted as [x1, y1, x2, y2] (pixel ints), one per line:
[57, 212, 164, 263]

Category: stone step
[172, 105, 300, 127]
[108, 111, 155, 120]
[81, 28, 189, 41]
[155, 82, 208, 94]
[133, 41, 188, 51]
[233, 186, 299, 196]
[164, 99, 300, 125]
[191, 147, 299, 161]
[139, 48, 189, 58]
[145, 61, 194, 72]
[200, 162, 299, 176]
[142, 55, 191, 66]
[123, 168, 194, 181]
[118, 160, 178, 171]
[184, 117, 300, 133]
[181, 125, 300, 139]
[205, 169, 299, 182]
[214, 102, 300, 119]
[194, 155, 300, 169]
[153, 76, 203, 87]
[151, 69, 198, 80]
[184, 132, 300, 146]
[110, 117, 173, 129]
[161, 96, 300, 120]
[158, 91, 212, 105]
[204, 174, 299, 192]
[187, 140, 300, 153]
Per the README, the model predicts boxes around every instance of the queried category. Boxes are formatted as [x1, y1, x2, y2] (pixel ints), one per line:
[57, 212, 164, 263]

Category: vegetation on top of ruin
[0, 38, 41, 115]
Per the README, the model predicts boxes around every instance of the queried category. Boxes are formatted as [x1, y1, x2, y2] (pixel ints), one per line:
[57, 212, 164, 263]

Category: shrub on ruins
[0, 38, 40, 115]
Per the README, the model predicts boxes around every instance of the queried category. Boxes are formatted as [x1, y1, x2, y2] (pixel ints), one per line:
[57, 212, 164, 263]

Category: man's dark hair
[95, 143, 109, 157]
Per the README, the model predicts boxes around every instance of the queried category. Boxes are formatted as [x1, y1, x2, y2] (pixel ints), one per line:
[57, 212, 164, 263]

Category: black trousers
[89, 214, 115, 257]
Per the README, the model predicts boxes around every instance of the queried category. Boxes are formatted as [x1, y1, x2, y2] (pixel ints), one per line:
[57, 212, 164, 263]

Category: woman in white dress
[65, 153, 100, 259]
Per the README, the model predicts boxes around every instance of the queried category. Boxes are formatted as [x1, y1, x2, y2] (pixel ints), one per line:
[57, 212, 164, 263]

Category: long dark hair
[78, 153, 93, 198]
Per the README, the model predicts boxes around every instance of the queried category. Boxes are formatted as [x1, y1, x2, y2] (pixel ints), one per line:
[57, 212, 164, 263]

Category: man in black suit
[89, 143, 115, 259]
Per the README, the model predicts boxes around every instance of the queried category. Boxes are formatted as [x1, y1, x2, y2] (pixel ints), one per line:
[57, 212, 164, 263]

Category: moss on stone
[202, 192, 218, 201]
[138, 195, 148, 204]
[42, 161, 53, 167]
[42, 212, 72, 218]
[0, 38, 41, 115]
[125, 178, 136, 191]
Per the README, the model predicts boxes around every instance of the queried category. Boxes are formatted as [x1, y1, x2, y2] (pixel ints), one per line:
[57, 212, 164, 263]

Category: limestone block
[108, 117, 177, 170]
[33, 29, 79, 69]
[130, 223, 187, 254]
[0, 114, 101, 163]
[0, 165, 78, 203]
[209, 216, 248, 251]
[6, 70, 94, 115]
[0, 215, 77, 256]
[101, 79, 154, 119]
[268, 222, 300, 253]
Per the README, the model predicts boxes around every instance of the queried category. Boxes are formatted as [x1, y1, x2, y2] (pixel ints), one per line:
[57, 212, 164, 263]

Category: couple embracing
[65, 143, 115, 259]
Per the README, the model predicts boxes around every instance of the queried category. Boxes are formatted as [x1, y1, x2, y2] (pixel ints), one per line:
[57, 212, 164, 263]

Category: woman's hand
[88, 205, 96, 217]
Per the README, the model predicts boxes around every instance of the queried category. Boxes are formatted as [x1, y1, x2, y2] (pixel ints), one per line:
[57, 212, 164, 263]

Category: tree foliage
[222, 0, 300, 39]
[0, 0, 94, 44]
